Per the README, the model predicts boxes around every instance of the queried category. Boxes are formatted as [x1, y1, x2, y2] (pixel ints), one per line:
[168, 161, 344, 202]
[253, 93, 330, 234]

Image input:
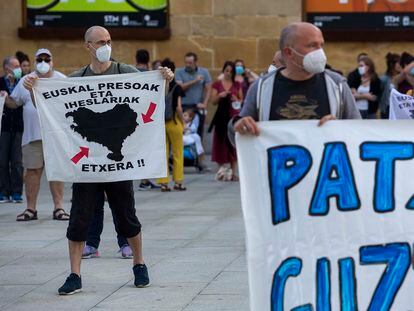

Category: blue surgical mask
[410, 67, 414, 76]
[235, 66, 244, 75]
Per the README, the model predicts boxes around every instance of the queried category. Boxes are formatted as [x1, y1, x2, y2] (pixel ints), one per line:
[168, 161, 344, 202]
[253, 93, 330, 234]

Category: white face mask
[268, 64, 278, 73]
[36, 61, 50, 75]
[93, 44, 112, 63]
[291, 48, 327, 74]
[358, 66, 366, 76]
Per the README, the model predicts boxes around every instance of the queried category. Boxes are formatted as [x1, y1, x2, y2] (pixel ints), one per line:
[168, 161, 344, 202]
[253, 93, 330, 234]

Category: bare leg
[127, 233, 144, 266]
[25, 168, 43, 211]
[231, 161, 238, 175]
[49, 181, 64, 210]
[69, 240, 84, 276]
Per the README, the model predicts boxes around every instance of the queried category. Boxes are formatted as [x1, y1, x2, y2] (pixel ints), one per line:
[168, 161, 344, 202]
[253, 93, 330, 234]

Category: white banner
[237, 120, 414, 311]
[0, 95, 4, 130]
[33, 71, 166, 182]
[389, 88, 414, 119]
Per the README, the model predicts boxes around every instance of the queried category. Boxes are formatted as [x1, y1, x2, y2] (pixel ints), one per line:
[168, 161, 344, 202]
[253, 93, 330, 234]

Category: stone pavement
[0, 169, 249, 311]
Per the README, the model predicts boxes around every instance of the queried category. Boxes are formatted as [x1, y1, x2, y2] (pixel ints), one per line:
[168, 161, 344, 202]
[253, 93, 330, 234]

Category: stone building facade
[0, 1, 412, 81]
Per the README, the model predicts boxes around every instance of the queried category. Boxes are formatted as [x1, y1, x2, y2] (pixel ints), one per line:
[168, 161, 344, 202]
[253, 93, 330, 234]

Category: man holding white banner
[24, 26, 174, 295]
[228, 22, 362, 310]
[229, 22, 360, 139]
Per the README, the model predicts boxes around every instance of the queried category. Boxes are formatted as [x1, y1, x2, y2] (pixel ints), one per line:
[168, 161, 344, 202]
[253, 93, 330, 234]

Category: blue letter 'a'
[360, 142, 414, 213]
[310, 142, 360, 216]
[268, 146, 312, 225]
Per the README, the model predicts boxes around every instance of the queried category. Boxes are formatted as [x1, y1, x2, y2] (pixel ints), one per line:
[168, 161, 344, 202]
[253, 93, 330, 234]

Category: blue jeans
[85, 190, 129, 249]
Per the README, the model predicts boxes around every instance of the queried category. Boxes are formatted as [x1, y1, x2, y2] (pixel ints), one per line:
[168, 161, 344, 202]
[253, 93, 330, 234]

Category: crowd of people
[0, 21, 411, 295]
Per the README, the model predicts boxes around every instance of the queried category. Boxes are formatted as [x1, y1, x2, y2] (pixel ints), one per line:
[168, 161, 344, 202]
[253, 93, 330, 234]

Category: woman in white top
[351, 56, 382, 119]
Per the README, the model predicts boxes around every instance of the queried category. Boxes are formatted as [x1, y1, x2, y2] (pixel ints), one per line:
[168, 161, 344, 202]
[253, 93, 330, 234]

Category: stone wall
[0, 1, 411, 81]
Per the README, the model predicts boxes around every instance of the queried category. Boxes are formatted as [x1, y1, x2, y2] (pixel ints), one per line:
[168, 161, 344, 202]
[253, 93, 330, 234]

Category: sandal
[16, 209, 38, 221]
[53, 208, 70, 221]
[231, 175, 239, 182]
[174, 183, 187, 191]
[160, 184, 171, 192]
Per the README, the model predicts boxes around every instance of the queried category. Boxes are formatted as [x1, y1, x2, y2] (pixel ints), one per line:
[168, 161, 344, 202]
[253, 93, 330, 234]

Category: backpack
[165, 84, 178, 121]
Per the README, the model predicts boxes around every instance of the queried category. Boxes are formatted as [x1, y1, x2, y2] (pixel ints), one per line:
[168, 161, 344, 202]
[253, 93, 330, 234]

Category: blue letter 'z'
[360, 142, 414, 213]
[310, 142, 360, 216]
[268, 146, 312, 225]
[360, 243, 410, 311]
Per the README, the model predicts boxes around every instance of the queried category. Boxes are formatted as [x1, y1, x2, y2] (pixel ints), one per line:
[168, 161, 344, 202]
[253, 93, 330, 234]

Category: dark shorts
[66, 180, 141, 242]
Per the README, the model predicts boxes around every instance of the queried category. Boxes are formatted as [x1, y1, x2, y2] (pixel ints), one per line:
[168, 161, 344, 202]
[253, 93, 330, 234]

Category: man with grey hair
[0, 56, 23, 204]
[229, 22, 360, 139]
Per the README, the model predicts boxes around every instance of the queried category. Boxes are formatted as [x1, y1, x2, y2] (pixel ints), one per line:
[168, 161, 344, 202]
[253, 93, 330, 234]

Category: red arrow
[142, 102, 157, 124]
[71, 147, 89, 164]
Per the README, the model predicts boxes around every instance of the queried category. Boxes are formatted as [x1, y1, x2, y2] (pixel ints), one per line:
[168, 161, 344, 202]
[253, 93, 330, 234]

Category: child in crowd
[183, 109, 204, 155]
[183, 109, 208, 171]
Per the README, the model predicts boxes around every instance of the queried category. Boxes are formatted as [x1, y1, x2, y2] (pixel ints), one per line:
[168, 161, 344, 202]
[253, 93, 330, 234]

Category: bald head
[279, 22, 322, 51]
[84, 26, 110, 43]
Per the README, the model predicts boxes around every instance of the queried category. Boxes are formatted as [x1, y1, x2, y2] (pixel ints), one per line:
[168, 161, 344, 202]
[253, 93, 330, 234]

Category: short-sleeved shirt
[175, 67, 212, 106]
[269, 71, 330, 120]
[11, 70, 66, 146]
[169, 80, 185, 110]
[212, 80, 242, 118]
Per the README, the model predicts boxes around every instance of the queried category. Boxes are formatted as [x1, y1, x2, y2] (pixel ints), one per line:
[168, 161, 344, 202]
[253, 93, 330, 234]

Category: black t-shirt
[269, 71, 331, 120]
[169, 80, 185, 111]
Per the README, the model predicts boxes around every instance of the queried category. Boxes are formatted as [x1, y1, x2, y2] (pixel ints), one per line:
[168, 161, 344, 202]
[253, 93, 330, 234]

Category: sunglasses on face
[36, 58, 51, 63]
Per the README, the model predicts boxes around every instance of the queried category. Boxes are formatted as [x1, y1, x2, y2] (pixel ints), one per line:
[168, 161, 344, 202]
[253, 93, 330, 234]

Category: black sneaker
[138, 181, 161, 191]
[58, 273, 82, 295]
[133, 264, 150, 287]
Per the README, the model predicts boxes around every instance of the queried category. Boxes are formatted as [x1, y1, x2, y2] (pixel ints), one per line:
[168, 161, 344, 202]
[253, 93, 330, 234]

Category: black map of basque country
[65, 105, 138, 162]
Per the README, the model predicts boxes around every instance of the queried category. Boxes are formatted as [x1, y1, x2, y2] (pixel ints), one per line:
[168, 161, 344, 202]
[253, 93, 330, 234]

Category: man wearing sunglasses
[3, 49, 68, 222]
[24, 26, 174, 296]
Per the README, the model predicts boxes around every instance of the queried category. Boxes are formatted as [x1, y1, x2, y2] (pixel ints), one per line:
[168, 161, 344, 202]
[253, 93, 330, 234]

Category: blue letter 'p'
[268, 146, 312, 225]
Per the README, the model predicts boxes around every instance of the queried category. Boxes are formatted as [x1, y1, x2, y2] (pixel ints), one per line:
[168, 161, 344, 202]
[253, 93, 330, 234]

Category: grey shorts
[22, 140, 44, 169]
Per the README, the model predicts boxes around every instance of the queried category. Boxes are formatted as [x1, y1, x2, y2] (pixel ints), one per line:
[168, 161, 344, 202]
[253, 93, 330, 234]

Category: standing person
[135, 49, 150, 71]
[0, 56, 23, 203]
[82, 191, 133, 259]
[350, 56, 382, 119]
[15, 51, 31, 76]
[347, 52, 368, 90]
[135, 48, 160, 190]
[210, 61, 243, 181]
[379, 53, 402, 119]
[156, 58, 186, 192]
[397, 52, 414, 94]
[175, 52, 212, 140]
[152, 59, 161, 70]
[229, 22, 360, 142]
[3, 49, 68, 221]
[234, 59, 258, 99]
[23, 26, 174, 295]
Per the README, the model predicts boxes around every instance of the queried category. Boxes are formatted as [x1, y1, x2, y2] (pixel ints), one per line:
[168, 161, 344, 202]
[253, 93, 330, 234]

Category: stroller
[169, 143, 201, 172]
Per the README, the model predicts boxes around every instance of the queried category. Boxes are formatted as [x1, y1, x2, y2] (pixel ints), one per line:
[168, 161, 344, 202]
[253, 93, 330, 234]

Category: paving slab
[0, 169, 249, 310]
